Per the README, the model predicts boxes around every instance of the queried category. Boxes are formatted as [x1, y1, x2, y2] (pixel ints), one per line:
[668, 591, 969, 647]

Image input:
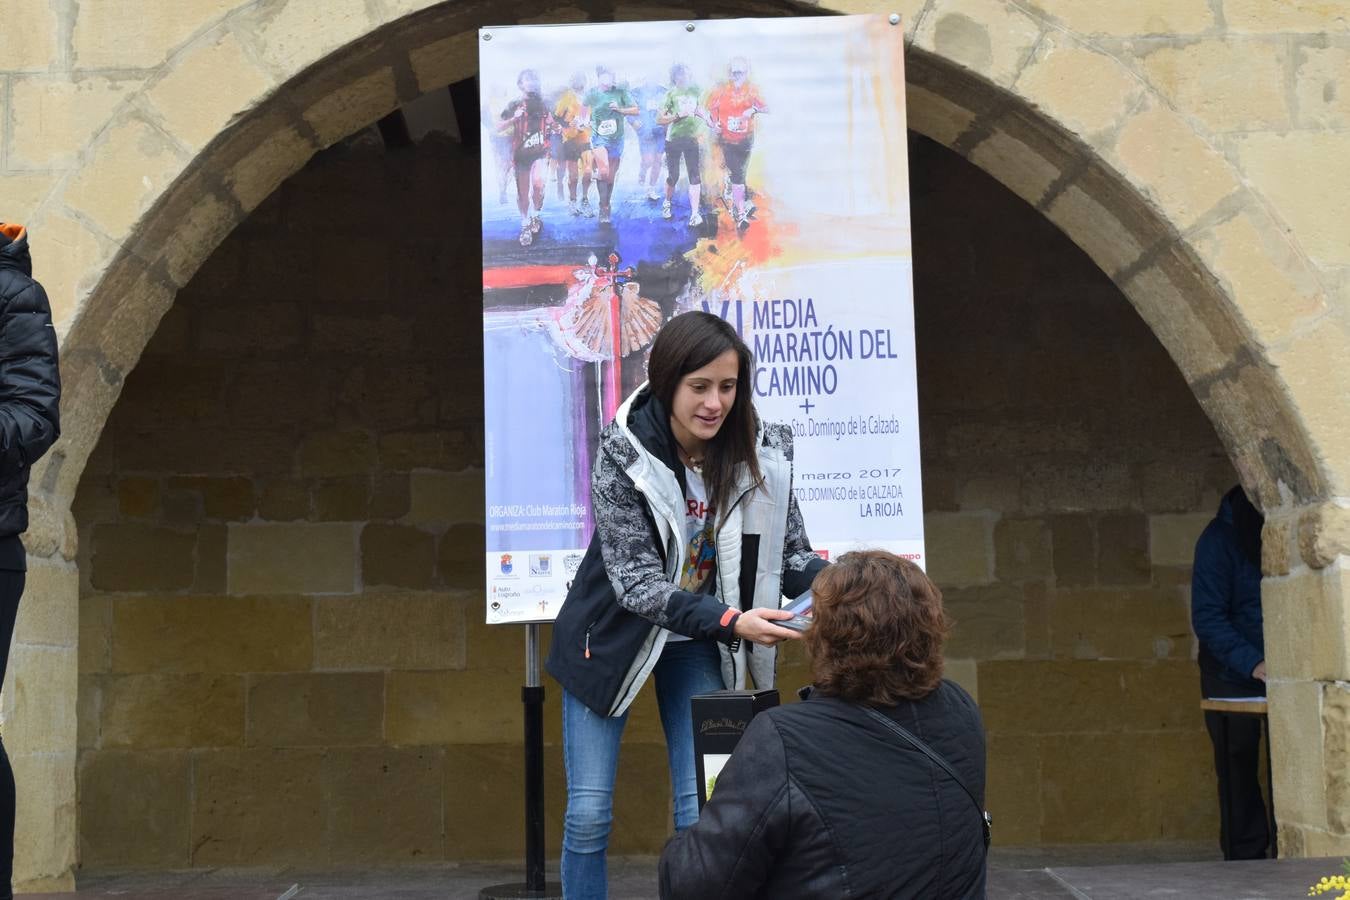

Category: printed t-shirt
[634, 84, 666, 139]
[661, 85, 706, 142]
[708, 82, 764, 144]
[586, 87, 635, 145]
[554, 89, 591, 143]
[666, 465, 715, 643]
[501, 96, 551, 160]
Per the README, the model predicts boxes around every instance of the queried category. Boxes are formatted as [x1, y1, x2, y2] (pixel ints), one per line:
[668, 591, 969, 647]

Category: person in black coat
[1191, 485, 1269, 859]
[0, 223, 61, 900]
[659, 549, 987, 900]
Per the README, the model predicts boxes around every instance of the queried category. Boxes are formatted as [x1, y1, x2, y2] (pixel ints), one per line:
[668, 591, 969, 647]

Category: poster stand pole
[479, 623, 562, 900]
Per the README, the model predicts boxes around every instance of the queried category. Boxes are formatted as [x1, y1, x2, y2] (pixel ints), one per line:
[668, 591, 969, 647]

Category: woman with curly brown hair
[659, 549, 988, 900]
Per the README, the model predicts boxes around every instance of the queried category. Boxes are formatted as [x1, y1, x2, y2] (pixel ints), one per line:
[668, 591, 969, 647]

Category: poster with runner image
[481, 14, 922, 624]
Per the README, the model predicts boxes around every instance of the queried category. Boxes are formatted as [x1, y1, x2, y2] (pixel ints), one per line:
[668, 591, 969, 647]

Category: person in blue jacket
[1190, 484, 1268, 860]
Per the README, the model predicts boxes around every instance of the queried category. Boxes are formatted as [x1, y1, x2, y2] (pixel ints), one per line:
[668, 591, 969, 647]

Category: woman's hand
[734, 608, 801, 646]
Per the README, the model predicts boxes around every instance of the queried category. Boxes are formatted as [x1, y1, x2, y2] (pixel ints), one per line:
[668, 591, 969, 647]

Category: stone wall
[72, 131, 1233, 865]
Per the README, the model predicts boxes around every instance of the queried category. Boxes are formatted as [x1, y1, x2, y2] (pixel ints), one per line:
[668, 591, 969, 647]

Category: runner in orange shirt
[707, 57, 767, 231]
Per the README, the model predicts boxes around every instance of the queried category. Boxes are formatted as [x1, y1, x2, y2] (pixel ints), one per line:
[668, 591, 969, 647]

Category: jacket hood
[620, 384, 683, 477]
[0, 224, 30, 277]
[1218, 484, 1263, 565]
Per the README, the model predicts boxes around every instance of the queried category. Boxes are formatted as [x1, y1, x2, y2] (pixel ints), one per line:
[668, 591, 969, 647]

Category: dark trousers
[1202, 673, 1269, 860]
[0, 570, 22, 898]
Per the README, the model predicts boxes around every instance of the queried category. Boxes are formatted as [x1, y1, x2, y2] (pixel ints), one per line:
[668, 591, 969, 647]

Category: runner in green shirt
[657, 64, 712, 227]
[586, 66, 638, 225]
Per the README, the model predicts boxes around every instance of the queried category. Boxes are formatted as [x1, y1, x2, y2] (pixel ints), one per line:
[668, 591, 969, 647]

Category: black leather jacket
[659, 681, 987, 899]
[0, 227, 61, 550]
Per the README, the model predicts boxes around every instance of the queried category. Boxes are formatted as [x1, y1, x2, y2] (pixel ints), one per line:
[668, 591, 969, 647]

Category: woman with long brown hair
[546, 311, 826, 900]
[660, 550, 988, 899]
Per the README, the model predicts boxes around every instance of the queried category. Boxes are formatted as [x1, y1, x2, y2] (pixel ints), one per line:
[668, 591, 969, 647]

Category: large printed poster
[481, 14, 921, 623]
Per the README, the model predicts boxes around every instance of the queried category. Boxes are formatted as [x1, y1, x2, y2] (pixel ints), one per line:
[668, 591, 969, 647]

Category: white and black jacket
[545, 385, 826, 717]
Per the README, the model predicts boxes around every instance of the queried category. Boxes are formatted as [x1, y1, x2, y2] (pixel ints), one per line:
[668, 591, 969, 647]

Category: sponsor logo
[563, 553, 584, 574]
[500, 554, 514, 575]
[530, 554, 552, 577]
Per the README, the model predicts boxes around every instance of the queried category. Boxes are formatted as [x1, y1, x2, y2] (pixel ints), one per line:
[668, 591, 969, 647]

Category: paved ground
[34, 845, 1345, 899]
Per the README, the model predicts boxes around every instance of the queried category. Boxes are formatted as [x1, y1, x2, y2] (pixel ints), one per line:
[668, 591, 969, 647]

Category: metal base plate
[479, 882, 563, 900]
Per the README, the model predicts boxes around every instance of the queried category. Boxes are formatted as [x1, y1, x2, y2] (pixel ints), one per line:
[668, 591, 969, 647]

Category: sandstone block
[146, 31, 277, 153]
[1049, 587, 1192, 660]
[1017, 34, 1144, 138]
[979, 659, 1197, 735]
[99, 673, 244, 749]
[1022, 459, 1135, 513]
[904, 85, 977, 147]
[1324, 682, 1350, 832]
[251, 0, 375, 73]
[361, 523, 437, 589]
[1270, 323, 1350, 491]
[1125, 263, 1231, 384]
[167, 476, 255, 521]
[1262, 515, 1294, 577]
[913, 0, 1042, 87]
[314, 592, 465, 670]
[72, 0, 236, 67]
[1024, 0, 1214, 34]
[258, 480, 310, 521]
[1295, 45, 1350, 129]
[438, 523, 484, 589]
[1050, 515, 1095, 587]
[969, 130, 1062, 207]
[1235, 131, 1350, 267]
[6, 645, 77, 757]
[0, 173, 58, 229]
[304, 68, 399, 148]
[1225, 1, 1350, 32]
[1046, 185, 1146, 277]
[313, 477, 372, 522]
[985, 734, 1040, 844]
[111, 594, 313, 673]
[12, 752, 76, 888]
[924, 513, 993, 587]
[1262, 564, 1350, 682]
[90, 523, 197, 592]
[79, 593, 113, 676]
[1113, 102, 1240, 231]
[444, 743, 566, 858]
[372, 475, 412, 520]
[943, 584, 1026, 659]
[1148, 513, 1211, 568]
[227, 523, 357, 595]
[300, 430, 377, 478]
[323, 746, 444, 862]
[62, 117, 185, 241]
[247, 672, 384, 748]
[226, 123, 315, 213]
[410, 34, 479, 94]
[1299, 503, 1350, 570]
[944, 657, 979, 702]
[1267, 679, 1327, 830]
[9, 76, 133, 171]
[195, 524, 228, 594]
[386, 669, 523, 746]
[1141, 39, 1290, 133]
[956, 473, 1021, 513]
[994, 517, 1052, 582]
[78, 749, 190, 867]
[14, 557, 78, 648]
[1193, 208, 1326, 346]
[77, 675, 101, 751]
[1096, 513, 1151, 585]
[408, 470, 484, 525]
[191, 747, 326, 865]
[0, 1, 59, 69]
[27, 211, 112, 328]
[117, 477, 160, 519]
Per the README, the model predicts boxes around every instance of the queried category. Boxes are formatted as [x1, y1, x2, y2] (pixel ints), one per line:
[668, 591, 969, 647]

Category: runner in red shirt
[499, 68, 554, 247]
[707, 57, 767, 230]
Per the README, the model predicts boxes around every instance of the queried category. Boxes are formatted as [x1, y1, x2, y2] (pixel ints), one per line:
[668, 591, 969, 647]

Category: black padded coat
[659, 681, 987, 899]
[0, 226, 61, 551]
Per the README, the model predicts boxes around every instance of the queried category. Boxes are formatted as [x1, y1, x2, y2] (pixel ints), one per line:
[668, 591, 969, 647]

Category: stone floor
[29, 845, 1344, 899]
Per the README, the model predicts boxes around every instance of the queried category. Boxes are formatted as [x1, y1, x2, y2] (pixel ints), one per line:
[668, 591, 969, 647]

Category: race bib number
[597, 118, 618, 137]
[522, 131, 544, 150]
[727, 115, 748, 134]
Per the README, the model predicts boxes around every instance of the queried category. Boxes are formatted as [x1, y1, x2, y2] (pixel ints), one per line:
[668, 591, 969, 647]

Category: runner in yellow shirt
[555, 72, 597, 218]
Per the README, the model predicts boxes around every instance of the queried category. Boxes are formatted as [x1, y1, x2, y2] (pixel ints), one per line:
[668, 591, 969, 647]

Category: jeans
[561, 639, 723, 900]
[0, 571, 23, 900]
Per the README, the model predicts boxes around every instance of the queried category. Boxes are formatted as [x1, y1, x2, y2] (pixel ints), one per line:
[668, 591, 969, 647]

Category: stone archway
[12, 0, 1350, 886]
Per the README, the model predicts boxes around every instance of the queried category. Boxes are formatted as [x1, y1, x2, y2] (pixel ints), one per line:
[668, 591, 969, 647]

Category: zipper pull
[584, 627, 592, 659]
